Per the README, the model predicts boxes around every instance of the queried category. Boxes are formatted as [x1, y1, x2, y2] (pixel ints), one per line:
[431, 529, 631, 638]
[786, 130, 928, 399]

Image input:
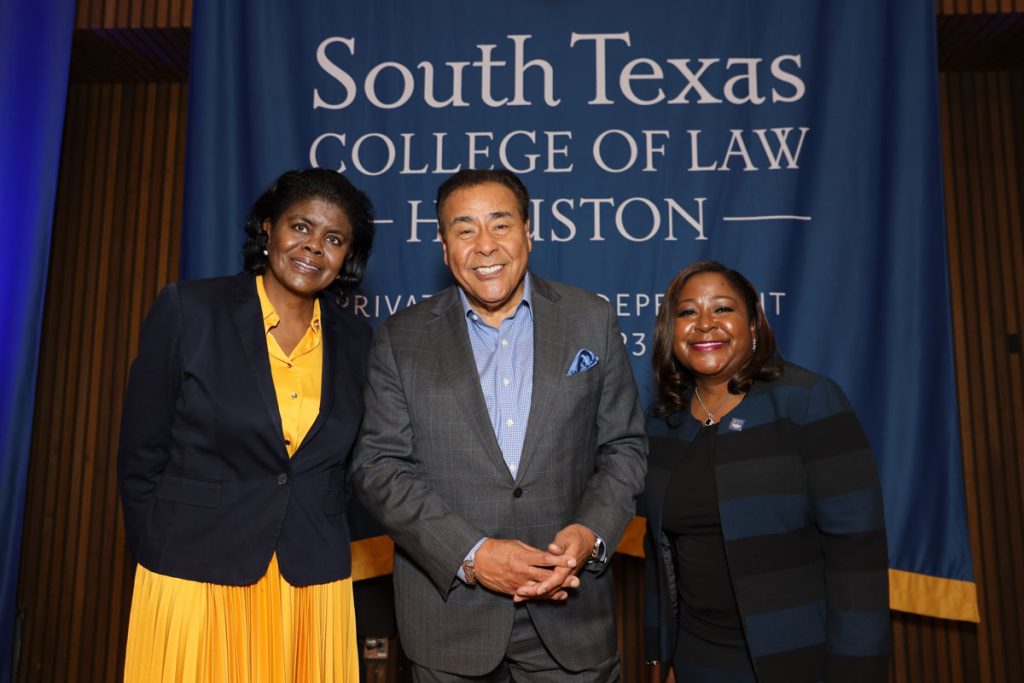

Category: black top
[661, 421, 746, 646]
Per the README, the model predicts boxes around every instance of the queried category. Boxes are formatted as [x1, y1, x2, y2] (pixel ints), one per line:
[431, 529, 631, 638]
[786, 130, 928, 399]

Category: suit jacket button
[277, 473, 288, 485]
[513, 487, 523, 498]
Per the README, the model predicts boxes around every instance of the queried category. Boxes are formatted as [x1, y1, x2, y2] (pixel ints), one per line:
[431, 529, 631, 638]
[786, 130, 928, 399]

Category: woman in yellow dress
[117, 168, 375, 682]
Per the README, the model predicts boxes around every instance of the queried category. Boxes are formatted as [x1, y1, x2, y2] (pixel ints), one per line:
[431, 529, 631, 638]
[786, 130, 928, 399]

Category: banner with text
[184, 0, 976, 620]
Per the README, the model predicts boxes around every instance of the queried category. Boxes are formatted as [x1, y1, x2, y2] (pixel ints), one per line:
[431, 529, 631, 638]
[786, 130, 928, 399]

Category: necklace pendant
[704, 417, 715, 427]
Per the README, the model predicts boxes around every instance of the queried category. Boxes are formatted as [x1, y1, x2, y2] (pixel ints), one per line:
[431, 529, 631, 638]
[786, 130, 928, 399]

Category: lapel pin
[728, 418, 745, 432]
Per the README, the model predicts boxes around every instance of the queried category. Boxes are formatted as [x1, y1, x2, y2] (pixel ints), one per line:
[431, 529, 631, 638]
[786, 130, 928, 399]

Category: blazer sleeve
[570, 301, 648, 566]
[117, 283, 183, 558]
[643, 529, 683, 681]
[800, 376, 891, 682]
[351, 321, 484, 597]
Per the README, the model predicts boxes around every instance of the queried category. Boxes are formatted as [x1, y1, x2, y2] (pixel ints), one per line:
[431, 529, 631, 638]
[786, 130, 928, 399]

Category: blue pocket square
[567, 348, 599, 376]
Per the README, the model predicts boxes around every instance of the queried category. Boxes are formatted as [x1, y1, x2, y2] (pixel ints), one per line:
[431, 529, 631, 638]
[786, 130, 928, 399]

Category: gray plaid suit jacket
[352, 273, 647, 676]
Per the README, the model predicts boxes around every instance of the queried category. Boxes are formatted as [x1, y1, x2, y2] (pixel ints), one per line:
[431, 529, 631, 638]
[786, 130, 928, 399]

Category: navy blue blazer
[117, 273, 372, 586]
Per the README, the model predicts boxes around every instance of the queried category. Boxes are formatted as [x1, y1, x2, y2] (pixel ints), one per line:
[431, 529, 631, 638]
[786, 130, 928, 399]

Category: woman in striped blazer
[640, 260, 890, 683]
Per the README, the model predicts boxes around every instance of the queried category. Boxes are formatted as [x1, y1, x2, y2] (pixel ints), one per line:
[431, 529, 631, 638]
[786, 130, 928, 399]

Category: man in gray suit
[352, 169, 646, 681]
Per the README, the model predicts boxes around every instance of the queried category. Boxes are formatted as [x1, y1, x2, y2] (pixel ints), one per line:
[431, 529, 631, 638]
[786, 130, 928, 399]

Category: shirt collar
[458, 272, 533, 324]
[256, 274, 322, 337]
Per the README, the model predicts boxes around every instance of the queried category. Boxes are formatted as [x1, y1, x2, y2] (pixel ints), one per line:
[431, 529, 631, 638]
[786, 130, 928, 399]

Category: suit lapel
[429, 288, 511, 480]
[229, 275, 286, 450]
[517, 275, 565, 483]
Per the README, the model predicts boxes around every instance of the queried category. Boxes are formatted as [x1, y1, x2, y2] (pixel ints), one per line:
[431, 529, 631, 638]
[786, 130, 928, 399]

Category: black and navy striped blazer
[640, 362, 890, 682]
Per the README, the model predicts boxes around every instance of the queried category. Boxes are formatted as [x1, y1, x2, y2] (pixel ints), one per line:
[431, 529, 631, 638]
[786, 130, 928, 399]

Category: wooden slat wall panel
[15, 81, 186, 683]
[72, 0, 191, 84]
[76, 0, 191, 29]
[937, 14, 1024, 70]
[944, 68, 1024, 679]
[938, 0, 1024, 14]
[614, 555, 646, 683]
[886, 68, 1024, 683]
[69, 28, 190, 83]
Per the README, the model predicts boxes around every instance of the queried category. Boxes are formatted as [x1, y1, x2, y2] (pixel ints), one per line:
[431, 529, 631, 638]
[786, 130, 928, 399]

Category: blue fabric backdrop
[184, 0, 975, 619]
[0, 0, 76, 677]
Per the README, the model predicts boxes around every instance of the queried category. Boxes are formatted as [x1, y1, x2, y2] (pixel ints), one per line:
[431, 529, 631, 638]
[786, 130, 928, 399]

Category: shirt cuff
[457, 537, 487, 583]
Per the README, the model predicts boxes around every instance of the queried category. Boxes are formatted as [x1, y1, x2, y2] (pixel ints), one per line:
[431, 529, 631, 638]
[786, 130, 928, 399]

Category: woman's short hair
[652, 260, 782, 416]
[242, 168, 375, 296]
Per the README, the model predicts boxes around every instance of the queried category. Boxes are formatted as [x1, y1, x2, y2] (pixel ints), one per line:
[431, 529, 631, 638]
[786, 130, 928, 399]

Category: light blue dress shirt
[456, 274, 604, 582]
[460, 275, 534, 478]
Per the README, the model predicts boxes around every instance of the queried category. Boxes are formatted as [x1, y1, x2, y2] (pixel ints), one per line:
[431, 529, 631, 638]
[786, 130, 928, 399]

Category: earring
[262, 249, 269, 256]
[752, 338, 758, 352]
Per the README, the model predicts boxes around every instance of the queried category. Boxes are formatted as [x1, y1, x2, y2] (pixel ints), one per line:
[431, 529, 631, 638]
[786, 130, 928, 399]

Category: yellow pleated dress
[123, 276, 359, 683]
